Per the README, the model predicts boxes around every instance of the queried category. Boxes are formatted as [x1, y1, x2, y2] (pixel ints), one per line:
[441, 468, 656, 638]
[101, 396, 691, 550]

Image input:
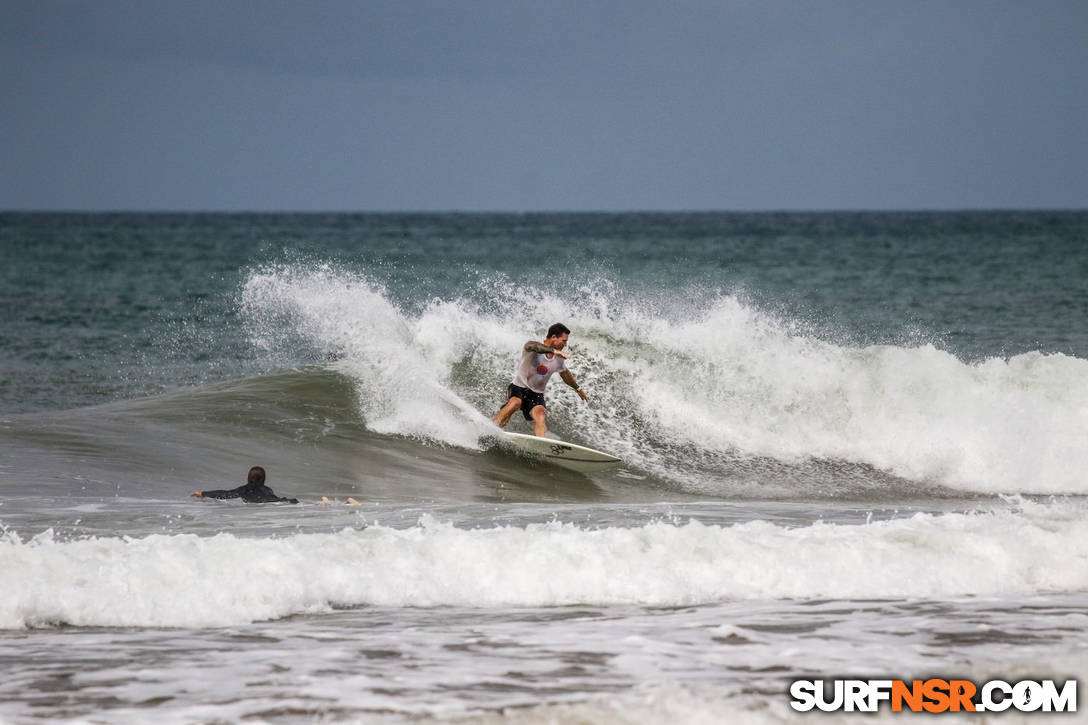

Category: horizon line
[3, 206, 1087, 215]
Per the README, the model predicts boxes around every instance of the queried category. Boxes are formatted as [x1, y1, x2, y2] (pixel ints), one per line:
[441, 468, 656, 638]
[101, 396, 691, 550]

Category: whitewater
[241, 262, 1088, 495]
[3, 500, 1088, 630]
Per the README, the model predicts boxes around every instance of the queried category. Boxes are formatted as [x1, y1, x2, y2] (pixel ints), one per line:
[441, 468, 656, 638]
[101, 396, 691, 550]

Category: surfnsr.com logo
[789, 679, 1077, 713]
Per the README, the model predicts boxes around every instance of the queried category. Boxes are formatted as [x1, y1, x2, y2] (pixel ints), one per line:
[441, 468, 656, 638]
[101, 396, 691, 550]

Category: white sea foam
[2, 501, 1086, 629]
[599, 296, 1088, 494]
[240, 265, 1088, 494]
[241, 264, 494, 449]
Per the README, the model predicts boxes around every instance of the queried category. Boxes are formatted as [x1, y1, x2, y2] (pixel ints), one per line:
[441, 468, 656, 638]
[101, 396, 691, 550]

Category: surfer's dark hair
[547, 323, 570, 338]
[247, 466, 266, 486]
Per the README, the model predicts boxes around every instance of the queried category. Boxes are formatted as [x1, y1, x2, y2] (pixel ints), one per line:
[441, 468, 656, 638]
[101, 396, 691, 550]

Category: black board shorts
[507, 383, 546, 421]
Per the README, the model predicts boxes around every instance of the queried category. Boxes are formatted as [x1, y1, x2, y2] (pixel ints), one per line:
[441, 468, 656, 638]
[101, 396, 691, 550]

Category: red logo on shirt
[536, 365, 548, 374]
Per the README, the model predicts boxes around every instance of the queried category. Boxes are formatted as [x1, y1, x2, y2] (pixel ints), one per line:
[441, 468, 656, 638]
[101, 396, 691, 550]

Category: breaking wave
[3, 499, 1085, 629]
[237, 263, 1088, 495]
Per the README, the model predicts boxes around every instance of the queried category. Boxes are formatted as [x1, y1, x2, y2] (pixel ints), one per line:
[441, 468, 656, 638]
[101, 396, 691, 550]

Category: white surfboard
[499, 431, 622, 473]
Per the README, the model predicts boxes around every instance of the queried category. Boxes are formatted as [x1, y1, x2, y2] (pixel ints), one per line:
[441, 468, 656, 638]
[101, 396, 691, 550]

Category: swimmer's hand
[189, 490, 204, 498]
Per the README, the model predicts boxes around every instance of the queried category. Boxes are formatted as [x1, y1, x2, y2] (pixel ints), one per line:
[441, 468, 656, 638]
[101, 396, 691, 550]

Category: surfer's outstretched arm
[560, 370, 588, 401]
[190, 486, 244, 500]
[524, 341, 570, 359]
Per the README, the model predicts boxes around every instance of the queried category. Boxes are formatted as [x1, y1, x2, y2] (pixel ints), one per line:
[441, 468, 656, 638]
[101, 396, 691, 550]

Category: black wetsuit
[200, 482, 298, 504]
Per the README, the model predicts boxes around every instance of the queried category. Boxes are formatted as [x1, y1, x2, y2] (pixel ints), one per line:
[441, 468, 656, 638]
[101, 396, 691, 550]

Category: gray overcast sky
[2, 1, 1086, 211]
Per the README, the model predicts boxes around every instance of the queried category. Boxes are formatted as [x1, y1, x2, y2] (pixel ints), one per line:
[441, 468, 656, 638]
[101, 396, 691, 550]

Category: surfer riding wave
[492, 323, 588, 437]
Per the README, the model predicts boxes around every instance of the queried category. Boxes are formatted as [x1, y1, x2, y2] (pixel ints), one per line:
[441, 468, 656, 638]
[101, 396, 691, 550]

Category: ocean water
[1, 211, 1086, 723]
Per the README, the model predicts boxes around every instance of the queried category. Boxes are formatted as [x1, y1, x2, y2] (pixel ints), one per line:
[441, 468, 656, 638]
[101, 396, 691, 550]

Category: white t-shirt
[512, 344, 566, 394]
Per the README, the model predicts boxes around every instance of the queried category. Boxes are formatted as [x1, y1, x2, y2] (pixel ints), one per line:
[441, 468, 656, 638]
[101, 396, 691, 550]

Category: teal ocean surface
[1, 212, 1086, 723]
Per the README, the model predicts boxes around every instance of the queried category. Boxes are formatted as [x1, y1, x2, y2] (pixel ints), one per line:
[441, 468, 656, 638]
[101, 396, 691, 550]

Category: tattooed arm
[524, 341, 570, 359]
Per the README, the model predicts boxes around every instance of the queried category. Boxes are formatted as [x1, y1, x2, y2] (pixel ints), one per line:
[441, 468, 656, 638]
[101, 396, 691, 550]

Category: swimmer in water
[190, 466, 298, 504]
